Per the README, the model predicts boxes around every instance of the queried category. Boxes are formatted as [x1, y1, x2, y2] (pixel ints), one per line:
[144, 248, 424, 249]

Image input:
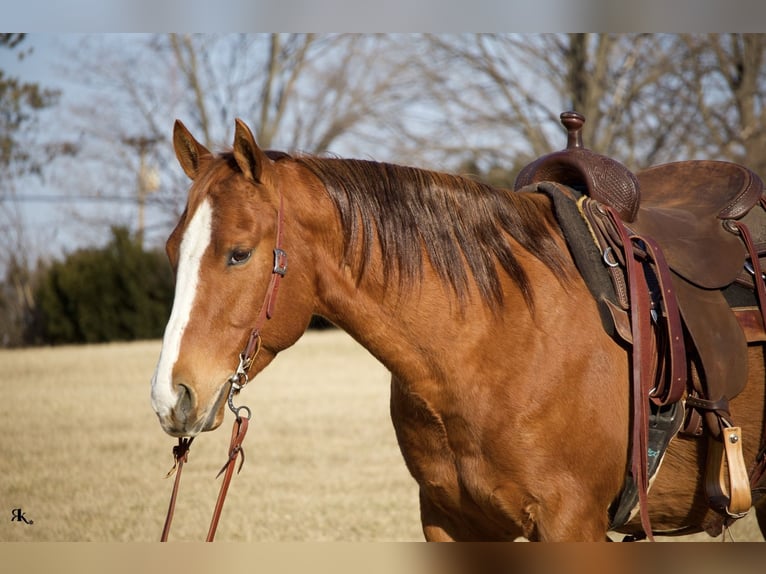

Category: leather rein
[160, 194, 287, 542]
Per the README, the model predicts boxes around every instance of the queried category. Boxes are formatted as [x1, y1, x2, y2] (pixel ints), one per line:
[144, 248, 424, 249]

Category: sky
[4, 0, 766, 264]
[2, 35, 156, 263]
[3, 36, 82, 259]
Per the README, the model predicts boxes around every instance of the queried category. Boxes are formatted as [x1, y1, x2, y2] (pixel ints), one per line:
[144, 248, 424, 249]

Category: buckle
[744, 259, 766, 281]
[272, 248, 288, 276]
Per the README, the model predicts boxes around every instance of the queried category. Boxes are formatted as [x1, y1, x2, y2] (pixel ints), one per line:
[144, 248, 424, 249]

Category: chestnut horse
[151, 119, 766, 541]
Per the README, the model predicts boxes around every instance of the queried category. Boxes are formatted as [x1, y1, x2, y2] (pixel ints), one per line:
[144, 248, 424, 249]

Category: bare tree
[0, 34, 62, 181]
[53, 34, 423, 248]
[0, 34, 64, 345]
[681, 34, 766, 176]
[404, 34, 697, 176]
[35, 33, 766, 256]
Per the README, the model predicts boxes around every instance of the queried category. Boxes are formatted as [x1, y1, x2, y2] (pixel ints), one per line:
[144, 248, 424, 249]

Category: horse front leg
[531, 492, 612, 541]
[419, 489, 457, 541]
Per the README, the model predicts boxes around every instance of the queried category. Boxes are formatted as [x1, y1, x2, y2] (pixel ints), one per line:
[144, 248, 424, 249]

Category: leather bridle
[229, 192, 288, 391]
[160, 193, 287, 542]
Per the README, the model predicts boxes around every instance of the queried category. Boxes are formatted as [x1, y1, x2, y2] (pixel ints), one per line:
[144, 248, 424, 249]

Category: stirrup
[705, 426, 752, 518]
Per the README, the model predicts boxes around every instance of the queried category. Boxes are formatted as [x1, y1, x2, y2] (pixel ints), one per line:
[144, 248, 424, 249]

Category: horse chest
[390, 382, 512, 521]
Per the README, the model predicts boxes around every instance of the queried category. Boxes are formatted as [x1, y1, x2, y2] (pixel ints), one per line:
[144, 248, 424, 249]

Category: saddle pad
[524, 181, 621, 337]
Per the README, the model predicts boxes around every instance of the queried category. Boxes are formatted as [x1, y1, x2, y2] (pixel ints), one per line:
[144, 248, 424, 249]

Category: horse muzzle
[152, 379, 228, 437]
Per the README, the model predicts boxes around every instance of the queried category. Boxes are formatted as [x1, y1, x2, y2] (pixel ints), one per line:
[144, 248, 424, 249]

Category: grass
[0, 331, 421, 542]
[0, 330, 762, 542]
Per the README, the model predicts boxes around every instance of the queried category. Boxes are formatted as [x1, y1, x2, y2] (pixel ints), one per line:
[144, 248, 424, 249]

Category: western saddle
[514, 111, 766, 540]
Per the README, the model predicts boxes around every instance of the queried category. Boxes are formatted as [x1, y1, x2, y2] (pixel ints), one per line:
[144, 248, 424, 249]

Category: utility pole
[124, 135, 160, 248]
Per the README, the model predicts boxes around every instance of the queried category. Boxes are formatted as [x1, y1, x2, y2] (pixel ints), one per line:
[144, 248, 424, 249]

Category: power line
[1, 194, 166, 204]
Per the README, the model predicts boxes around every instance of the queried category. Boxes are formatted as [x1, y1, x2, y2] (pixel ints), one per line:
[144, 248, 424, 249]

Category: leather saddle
[514, 111, 766, 537]
[517, 111, 763, 289]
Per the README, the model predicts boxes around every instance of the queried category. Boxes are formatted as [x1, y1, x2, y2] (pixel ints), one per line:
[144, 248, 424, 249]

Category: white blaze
[151, 199, 213, 417]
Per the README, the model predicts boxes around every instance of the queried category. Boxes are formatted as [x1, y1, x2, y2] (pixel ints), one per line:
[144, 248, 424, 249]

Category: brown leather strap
[632, 234, 687, 407]
[685, 394, 730, 414]
[206, 416, 249, 541]
[160, 437, 194, 542]
[603, 207, 688, 541]
[732, 220, 766, 493]
[604, 206, 654, 541]
[737, 216, 766, 493]
[734, 307, 766, 342]
[263, 193, 287, 321]
[237, 193, 287, 376]
[159, 416, 249, 542]
[734, 221, 766, 340]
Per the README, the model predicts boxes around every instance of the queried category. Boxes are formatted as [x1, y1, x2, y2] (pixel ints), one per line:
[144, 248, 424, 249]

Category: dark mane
[292, 156, 570, 309]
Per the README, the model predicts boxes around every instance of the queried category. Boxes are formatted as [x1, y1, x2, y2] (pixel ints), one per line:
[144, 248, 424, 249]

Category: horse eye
[228, 248, 252, 266]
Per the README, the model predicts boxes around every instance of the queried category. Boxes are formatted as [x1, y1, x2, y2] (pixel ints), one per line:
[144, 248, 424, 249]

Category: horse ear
[173, 120, 211, 180]
[233, 118, 272, 183]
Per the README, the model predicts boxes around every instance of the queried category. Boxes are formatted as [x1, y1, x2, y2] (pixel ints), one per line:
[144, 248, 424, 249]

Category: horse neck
[285, 182, 447, 374]
[302, 221, 532, 383]
[315, 266, 462, 378]
[285, 160, 562, 382]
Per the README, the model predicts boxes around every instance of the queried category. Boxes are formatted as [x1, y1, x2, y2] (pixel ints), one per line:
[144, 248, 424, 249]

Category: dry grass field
[1, 330, 421, 542]
[0, 329, 763, 542]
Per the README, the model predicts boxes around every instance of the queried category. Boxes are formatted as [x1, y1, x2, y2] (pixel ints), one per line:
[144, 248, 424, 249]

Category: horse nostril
[176, 384, 195, 417]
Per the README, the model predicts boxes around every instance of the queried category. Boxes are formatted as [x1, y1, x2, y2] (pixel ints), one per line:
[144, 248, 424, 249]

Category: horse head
[151, 119, 314, 437]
